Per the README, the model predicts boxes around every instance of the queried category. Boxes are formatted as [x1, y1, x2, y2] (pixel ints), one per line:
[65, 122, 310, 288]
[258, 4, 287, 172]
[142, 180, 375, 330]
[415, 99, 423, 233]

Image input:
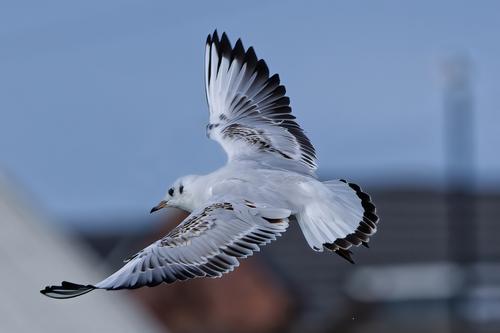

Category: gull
[41, 31, 379, 299]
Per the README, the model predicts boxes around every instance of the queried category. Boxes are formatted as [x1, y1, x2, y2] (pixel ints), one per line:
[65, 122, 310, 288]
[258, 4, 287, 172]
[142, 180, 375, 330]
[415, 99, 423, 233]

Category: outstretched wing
[41, 200, 290, 297]
[205, 31, 317, 173]
[96, 200, 290, 290]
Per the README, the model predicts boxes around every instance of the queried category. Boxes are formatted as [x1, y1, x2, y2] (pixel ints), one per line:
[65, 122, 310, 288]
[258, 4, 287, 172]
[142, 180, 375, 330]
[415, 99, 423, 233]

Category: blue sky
[1, 0, 499, 224]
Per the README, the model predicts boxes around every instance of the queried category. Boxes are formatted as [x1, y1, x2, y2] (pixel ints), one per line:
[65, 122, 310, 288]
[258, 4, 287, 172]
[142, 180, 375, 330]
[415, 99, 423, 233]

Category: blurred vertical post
[442, 55, 476, 332]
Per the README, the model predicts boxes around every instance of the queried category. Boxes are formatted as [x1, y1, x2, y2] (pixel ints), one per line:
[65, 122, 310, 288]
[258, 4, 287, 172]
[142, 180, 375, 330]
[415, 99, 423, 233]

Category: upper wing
[92, 200, 290, 290]
[204, 31, 317, 172]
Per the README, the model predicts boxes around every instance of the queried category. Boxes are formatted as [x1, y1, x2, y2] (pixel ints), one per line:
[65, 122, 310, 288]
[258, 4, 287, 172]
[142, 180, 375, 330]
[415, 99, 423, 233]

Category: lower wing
[41, 199, 290, 299]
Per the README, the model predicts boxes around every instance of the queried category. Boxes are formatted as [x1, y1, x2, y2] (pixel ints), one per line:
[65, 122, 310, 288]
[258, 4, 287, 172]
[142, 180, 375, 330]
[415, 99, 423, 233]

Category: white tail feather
[297, 179, 378, 252]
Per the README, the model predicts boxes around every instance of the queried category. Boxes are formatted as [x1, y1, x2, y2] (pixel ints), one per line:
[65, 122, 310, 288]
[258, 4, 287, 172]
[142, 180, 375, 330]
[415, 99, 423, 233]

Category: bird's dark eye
[179, 185, 184, 194]
[168, 188, 174, 196]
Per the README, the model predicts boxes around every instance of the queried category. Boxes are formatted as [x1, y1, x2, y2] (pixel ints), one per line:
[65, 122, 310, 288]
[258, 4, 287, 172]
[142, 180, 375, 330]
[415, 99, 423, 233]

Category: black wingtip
[41, 281, 96, 299]
[220, 32, 232, 57]
[234, 38, 244, 49]
[212, 29, 219, 42]
[245, 46, 257, 62]
[231, 38, 245, 62]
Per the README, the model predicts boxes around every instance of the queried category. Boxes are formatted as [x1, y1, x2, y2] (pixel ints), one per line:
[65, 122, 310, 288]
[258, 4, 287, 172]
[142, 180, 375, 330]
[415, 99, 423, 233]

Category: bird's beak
[150, 200, 168, 214]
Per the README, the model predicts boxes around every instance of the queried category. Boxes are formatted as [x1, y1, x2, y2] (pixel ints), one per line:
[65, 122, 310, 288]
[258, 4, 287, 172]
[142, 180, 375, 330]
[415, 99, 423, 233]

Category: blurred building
[77, 187, 500, 333]
[266, 188, 500, 333]
[0, 171, 164, 333]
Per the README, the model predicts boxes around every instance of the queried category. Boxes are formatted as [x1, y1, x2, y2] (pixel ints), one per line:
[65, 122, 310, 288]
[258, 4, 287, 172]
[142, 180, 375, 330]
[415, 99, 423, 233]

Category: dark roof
[77, 189, 500, 333]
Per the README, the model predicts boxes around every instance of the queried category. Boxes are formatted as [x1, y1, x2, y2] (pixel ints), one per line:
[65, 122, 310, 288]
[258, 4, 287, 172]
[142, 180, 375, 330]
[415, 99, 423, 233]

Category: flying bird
[41, 31, 379, 299]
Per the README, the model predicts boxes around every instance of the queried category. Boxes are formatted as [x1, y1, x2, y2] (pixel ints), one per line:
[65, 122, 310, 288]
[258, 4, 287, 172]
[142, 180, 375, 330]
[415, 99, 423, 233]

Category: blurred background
[1, 0, 499, 332]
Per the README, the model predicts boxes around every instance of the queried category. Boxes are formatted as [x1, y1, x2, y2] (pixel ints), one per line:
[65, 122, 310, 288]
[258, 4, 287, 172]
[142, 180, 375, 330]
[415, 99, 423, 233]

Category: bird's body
[168, 160, 314, 213]
[41, 31, 379, 299]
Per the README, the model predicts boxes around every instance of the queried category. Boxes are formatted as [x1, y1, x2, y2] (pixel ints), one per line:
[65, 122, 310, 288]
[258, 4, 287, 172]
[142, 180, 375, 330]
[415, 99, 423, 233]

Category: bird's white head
[150, 175, 201, 213]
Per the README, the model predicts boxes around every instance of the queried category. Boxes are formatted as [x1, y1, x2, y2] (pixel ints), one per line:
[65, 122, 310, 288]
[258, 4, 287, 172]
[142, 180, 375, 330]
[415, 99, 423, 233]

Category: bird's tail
[296, 179, 379, 263]
[40, 281, 96, 299]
